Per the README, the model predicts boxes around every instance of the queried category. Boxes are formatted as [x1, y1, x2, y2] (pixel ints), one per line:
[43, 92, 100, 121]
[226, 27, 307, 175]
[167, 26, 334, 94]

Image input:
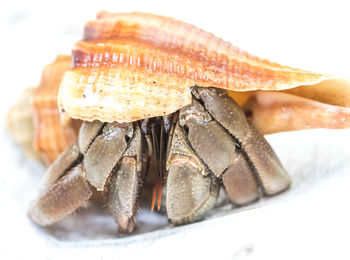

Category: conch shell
[58, 11, 332, 123]
[33, 55, 81, 163]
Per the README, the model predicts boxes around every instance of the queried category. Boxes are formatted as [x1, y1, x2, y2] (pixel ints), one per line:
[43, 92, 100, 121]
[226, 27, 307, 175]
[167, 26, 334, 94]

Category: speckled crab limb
[29, 122, 145, 232]
[173, 88, 290, 212]
[28, 164, 92, 226]
[39, 143, 81, 192]
[83, 122, 133, 191]
[78, 120, 105, 154]
[166, 120, 220, 225]
[196, 87, 291, 195]
[109, 125, 144, 233]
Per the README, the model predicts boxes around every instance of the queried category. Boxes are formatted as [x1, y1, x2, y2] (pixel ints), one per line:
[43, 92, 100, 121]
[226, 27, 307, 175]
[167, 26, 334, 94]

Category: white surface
[1, 0, 350, 259]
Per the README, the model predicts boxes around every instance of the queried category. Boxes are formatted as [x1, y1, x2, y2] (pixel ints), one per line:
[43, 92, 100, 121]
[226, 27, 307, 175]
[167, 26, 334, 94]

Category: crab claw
[166, 119, 220, 225]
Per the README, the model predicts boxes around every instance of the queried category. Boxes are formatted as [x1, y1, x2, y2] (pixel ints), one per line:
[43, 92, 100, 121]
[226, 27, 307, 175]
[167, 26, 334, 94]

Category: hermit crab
[8, 12, 350, 234]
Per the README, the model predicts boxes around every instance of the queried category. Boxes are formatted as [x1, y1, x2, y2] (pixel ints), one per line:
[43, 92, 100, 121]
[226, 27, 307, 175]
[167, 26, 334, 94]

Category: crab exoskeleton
[28, 87, 290, 232]
[7, 11, 349, 234]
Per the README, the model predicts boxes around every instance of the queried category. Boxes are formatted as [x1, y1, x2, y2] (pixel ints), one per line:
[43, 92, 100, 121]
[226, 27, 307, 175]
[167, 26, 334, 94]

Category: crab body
[29, 87, 291, 231]
[7, 12, 350, 234]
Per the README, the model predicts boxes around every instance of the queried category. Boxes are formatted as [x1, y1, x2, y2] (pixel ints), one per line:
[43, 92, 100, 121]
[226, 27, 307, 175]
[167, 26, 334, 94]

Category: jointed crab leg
[29, 121, 146, 232]
[195, 87, 291, 195]
[179, 96, 261, 206]
[28, 164, 92, 226]
[39, 143, 81, 192]
[78, 120, 105, 154]
[109, 124, 144, 233]
[221, 153, 260, 205]
[83, 122, 133, 191]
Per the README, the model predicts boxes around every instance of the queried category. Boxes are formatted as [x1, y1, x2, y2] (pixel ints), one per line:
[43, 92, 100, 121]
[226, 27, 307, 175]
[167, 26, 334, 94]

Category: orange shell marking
[33, 55, 81, 163]
[59, 11, 331, 123]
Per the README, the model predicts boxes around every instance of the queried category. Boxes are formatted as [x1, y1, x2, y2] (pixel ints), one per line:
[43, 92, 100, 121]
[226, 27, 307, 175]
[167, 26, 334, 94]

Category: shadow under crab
[28, 87, 291, 233]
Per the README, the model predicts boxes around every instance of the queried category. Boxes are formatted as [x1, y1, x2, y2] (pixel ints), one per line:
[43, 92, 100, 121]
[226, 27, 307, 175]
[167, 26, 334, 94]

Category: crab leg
[83, 122, 133, 191]
[39, 143, 81, 192]
[166, 119, 219, 225]
[78, 120, 105, 154]
[222, 153, 260, 205]
[109, 124, 144, 233]
[28, 164, 92, 226]
[179, 98, 260, 205]
[194, 87, 291, 196]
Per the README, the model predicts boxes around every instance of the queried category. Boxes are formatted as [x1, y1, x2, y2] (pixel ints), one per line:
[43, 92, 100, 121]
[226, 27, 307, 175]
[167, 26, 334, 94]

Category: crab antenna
[151, 181, 158, 212]
[150, 119, 163, 211]
[150, 116, 171, 212]
[151, 179, 162, 212]
[157, 178, 163, 211]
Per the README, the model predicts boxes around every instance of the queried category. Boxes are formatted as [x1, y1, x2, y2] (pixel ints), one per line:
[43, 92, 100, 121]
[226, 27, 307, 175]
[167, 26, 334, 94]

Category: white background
[0, 0, 350, 259]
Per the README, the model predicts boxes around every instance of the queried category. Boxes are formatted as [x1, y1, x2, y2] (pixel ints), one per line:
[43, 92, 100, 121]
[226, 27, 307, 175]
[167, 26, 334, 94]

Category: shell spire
[58, 11, 332, 123]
